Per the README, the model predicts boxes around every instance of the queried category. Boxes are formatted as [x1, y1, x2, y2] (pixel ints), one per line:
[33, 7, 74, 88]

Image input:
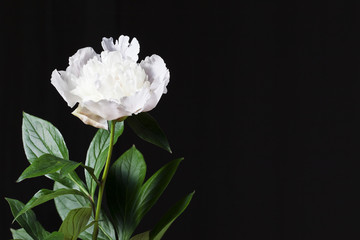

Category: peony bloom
[51, 35, 170, 129]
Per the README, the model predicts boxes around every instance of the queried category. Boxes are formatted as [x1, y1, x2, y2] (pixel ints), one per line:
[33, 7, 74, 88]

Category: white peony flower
[51, 35, 170, 129]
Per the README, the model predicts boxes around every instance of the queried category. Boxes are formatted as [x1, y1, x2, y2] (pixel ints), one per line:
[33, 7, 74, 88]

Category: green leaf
[17, 154, 81, 182]
[59, 207, 92, 240]
[6, 198, 49, 239]
[150, 192, 194, 240]
[82, 221, 96, 232]
[14, 188, 88, 222]
[54, 182, 116, 240]
[106, 146, 147, 240]
[53, 182, 89, 219]
[10, 228, 34, 240]
[22, 112, 69, 161]
[81, 163, 100, 185]
[130, 231, 150, 240]
[85, 121, 124, 197]
[22, 112, 75, 188]
[44, 232, 65, 240]
[76, 213, 116, 240]
[127, 113, 171, 153]
[136, 158, 183, 223]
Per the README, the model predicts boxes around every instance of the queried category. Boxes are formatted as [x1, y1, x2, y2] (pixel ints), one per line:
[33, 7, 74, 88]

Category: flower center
[71, 51, 149, 103]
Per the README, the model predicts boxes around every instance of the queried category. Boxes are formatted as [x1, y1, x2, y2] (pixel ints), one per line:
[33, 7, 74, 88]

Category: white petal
[51, 47, 98, 107]
[140, 55, 170, 111]
[82, 87, 151, 120]
[101, 35, 140, 62]
[67, 47, 98, 77]
[51, 70, 79, 107]
[82, 100, 132, 120]
[119, 87, 151, 114]
[72, 105, 108, 129]
[101, 37, 115, 51]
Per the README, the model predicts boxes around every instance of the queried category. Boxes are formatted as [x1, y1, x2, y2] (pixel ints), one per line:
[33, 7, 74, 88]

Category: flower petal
[118, 87, 151, 115]
[72, 105, 108, 129]
[67, 47, 98, 77]
[51, 47, 98, 107]
[101, 35, 140, 62]
[81, 87, 151, 121]
[82, 100, 132, 121]
[140, 55, 170, 111]
[51, 70, 79, 107]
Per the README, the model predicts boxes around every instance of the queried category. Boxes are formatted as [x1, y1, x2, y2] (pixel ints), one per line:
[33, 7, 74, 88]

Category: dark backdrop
[1, 1, 360, 239]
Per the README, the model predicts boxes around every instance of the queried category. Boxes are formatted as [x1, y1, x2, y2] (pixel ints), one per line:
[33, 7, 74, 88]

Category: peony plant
[7, 35, 193, 240]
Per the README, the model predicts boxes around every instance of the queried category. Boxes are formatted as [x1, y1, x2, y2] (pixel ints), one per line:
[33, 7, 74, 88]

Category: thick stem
[92, 121, 116, 240]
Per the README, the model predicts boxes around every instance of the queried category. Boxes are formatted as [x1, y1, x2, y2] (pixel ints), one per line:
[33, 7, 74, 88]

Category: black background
[1, 1, 360, 239]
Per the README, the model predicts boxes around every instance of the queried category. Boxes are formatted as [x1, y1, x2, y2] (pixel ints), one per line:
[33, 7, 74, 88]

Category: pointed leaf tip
[16, 154, 81, 183]
[7, 198, 50, 239]
[106, 146, 147, 239]
[150, 192, 194, 240]
[127, 113, 172, 153]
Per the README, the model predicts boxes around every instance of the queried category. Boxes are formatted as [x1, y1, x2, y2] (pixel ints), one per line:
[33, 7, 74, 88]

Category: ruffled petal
[52, 35, 169, 129]
[51, 47, 98, 107]
[67, 47, 98, 77]
[81, 86, 151, 121]
[82, 100, 132, 120]
[51, 70, 79, 107]
[101, 35, 140, 62]
[118, 87, 151, 115]
[140, 55, 170, 111]
[72, 105, 108, 129]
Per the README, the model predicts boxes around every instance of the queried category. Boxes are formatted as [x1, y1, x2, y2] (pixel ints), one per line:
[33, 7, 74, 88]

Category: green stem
[68, 173, 91, 198]
[92, 121, 116, 240]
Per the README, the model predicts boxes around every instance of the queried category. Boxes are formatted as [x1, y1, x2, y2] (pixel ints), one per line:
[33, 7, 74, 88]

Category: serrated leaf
[7, 198, 49, 239]
[106, 146, 147, 240]
[44, 232, 65, 240]
[54, 182, 116, 240]
[14, 188, 88, 222]
[59, 207, 92, 240]
[127, 113, 171, 153]
[130, 231, 150, 240]
[150, 192, 194, 240]
[17, 154, 81, 182]
[136, 158, 183, 223]
[10, 228, 34, 240]
[22, 112, 69, 161]
[85, 121, 124, 197]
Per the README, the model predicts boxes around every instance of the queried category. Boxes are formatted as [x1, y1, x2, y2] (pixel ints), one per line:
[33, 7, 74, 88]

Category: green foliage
[10, 228, 33, 240]
[106, 146, 147, 240]
[150, 192, 194, 240]
[106, 146, 189, 240]
[127, 113, 171, 153]
[85, 121, 124, 197]
[43, 232, 65, 240]
[7, 198, 49, 240]
[136, 158, 183, 222]
[17, 154, 81, 182]
[22, 112, 78, 189]
[54, 181, 116, 240]
[8, 113, 192, 240]
[22, 112, 69, 161]
[130, 231, 149, 240]
[59, 207, 92, 240]
[14, 188, 89, 222]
